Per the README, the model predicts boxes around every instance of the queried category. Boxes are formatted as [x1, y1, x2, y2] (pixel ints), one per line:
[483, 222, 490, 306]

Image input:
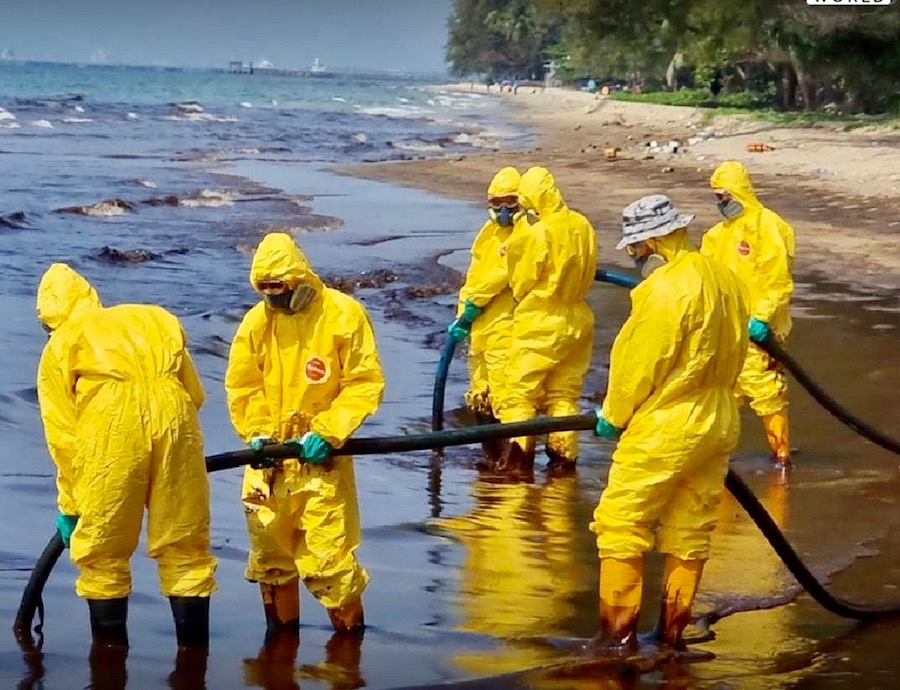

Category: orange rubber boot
[659, 556, 705, 650]
[762, 410, 791, 466]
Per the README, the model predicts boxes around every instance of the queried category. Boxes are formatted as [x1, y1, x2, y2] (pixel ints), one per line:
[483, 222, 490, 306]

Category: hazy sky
[1, 0, 454, 72]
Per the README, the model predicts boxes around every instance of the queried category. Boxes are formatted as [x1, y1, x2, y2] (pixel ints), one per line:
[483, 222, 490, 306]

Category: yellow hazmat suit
[36, 264, 217, 600]
[497, 166, 597, 464]
[458, 166, 520, 417]
[701, 161, 795, 461]
[591, 231, 748, 561]
[225, 233, 385, 614]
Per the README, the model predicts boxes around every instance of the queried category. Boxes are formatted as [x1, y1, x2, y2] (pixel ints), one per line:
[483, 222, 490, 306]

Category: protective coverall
[457, 166, 520, 420]
[496, 166, 597, 469]
[590, 228, 748, 649]
[225, 232, 385, 634]
[701, 160, 795, 464]
[36, 263, 217, 649]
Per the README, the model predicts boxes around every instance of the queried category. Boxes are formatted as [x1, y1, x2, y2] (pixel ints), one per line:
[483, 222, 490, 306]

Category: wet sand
[2, 150, 899, 688]
[340, 87, 900, 295]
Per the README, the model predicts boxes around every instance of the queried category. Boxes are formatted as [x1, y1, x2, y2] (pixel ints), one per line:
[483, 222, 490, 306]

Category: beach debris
[125, 112, 139, 120]
[352, 132, 368, 144]
[57, 198, 135, 216]
[661, 166, 675, 173]
[604, 147, 620, 161]
[746, 142, 775, 153]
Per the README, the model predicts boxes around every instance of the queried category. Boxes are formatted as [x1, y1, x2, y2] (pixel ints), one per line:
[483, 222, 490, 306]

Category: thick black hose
[206, 413, 599, 473]
[431, 337, 456, 435]
[759, 338, 900, 456]
[725, 468, 900, 619]
[13, 531, 64, 646]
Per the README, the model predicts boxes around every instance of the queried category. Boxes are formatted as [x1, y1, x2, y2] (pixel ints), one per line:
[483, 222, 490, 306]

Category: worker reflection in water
[435, 474, 594, 674]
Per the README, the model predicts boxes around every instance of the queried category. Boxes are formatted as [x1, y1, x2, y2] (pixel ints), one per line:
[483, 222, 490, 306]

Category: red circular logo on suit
[737, 240, 751, 256]
[305, 357, 327, 382]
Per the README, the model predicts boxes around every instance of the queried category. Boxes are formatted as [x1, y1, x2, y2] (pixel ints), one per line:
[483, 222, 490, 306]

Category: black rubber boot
[169, 596, 210, 651]
[87, 597, 129, 649]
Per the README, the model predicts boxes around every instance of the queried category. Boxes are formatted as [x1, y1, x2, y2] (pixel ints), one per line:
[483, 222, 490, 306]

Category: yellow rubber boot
[260, 580, 300, 636]
[597, 557, 643, 651]
[659, 556, 705, 650]
[762, 409, 791, 466]
[327, 596, 365, 633]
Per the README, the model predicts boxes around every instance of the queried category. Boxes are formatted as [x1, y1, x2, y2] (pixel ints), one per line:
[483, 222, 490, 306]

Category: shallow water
[2, 69, 900, 690]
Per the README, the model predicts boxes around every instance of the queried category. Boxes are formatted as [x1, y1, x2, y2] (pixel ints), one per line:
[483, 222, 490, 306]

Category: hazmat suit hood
[487, 166, 521, 198]
[250, 232, 325, 297]
[36, 263, 102, 331]
[710, 161, 762, 212]
[518, 166, 565, 216]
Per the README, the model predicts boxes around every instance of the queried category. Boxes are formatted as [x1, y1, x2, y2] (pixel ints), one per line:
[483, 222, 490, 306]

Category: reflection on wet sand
[242, 629, 364, 690]
[433, 473, 594, 674]
[696, 467, 808, 683]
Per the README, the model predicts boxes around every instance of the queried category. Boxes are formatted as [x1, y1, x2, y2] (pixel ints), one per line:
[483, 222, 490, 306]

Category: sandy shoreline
[339, 85, 900, 294]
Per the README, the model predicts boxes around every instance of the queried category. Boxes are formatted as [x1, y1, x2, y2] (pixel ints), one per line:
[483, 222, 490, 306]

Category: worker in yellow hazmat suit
[448, 166, 521, 457]
[36, 263, 217, 652]
[701, 160, 795, 466]
[591, 195, 749, 651]
[225, 232, 385, 637]
[495, 166, 597, 473]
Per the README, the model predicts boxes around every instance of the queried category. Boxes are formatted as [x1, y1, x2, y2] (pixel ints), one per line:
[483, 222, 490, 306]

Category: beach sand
[340, 86, 900, 293]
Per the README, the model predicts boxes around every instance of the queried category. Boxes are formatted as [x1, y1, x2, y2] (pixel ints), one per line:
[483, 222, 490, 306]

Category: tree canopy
[445, 0, 900, 113]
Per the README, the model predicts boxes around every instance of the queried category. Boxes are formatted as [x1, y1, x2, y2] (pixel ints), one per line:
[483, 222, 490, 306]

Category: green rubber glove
[461, 300, 484, 322]
[748, 317, 772, 345]
[285, 432, 333, 464]
[56, 513, 78, 548]
[447, 300, 484, 343]
[594, 408, 623, 440]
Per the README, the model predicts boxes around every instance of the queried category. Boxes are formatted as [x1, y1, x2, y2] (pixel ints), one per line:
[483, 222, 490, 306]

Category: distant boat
[309, 58, 333, 77]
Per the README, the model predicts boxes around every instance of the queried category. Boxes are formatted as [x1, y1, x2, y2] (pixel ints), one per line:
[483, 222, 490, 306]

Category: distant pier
[227, 60, 333, 78]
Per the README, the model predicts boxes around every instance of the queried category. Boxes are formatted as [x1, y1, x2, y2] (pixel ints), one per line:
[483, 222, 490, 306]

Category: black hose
[206, 413, 600, 473]
[431, 337, 456, 435]
[725, 468, 900, 619]
[13, 532, 64, 646]
[759, 338, 900, 456]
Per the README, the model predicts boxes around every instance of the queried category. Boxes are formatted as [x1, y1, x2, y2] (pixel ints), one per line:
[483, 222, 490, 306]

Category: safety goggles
[257, 280, 288, 295]
[624, 241, 649, 258]
[488, 194, 519, 209]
